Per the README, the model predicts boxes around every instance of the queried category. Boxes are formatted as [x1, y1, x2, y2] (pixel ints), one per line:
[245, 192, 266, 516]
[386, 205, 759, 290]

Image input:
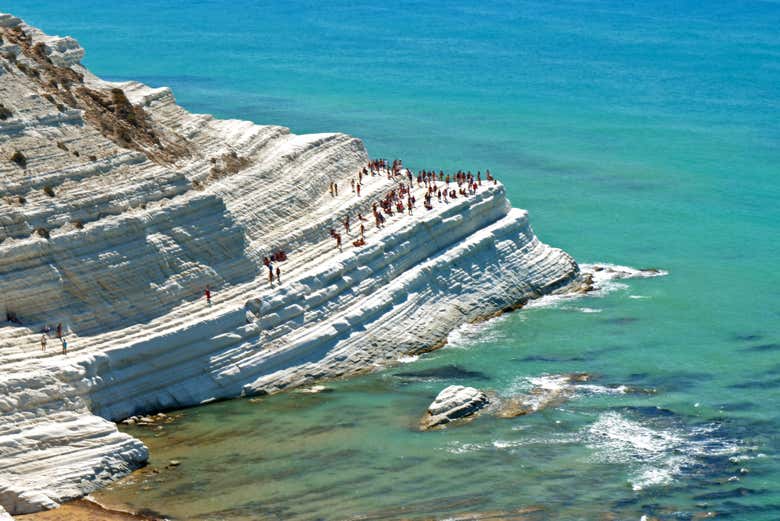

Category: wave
[506, 374, 632, 399]
[441, 432, 580, 455]
[441, 263, 665, 353]
[444, 315, 509, 350]
[439, 392, 748, 492]
[523, 263, 667, 312]
[584, 411, 745, 491]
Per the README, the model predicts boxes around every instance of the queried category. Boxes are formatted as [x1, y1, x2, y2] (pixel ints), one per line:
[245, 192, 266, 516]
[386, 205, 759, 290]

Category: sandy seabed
[17, 499, 161, 521]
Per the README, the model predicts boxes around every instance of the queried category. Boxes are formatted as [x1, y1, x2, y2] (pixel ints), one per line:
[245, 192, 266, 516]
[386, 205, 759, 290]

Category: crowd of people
[329, 159, 497, 251]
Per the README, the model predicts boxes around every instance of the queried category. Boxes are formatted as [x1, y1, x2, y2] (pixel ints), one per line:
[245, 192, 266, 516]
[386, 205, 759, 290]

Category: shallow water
[6, 1, 779, 519]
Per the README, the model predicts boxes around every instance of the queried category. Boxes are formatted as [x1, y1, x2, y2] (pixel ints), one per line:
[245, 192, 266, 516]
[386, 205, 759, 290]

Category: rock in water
[496, 373, 588, 418]
[421, 385, 489, 430]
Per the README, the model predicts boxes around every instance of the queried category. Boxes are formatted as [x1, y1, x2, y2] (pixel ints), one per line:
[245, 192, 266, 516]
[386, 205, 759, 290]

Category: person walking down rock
[40, 334, 47, 352]
[276, 266, 281, 284]
[205, 286, 212, 305]
[61, 337, 67, 355]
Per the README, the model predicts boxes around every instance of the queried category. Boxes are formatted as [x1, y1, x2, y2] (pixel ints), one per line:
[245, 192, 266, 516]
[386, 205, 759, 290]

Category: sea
[5, 1, 779, 520]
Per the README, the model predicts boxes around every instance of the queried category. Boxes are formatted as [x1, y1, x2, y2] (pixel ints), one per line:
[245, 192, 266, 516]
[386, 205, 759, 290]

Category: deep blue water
[5, 1, 779, 519]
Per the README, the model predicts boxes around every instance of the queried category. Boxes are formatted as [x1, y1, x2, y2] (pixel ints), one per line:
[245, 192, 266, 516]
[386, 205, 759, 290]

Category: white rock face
[0, 14, 584, 514]
[422, 385, 490, 429]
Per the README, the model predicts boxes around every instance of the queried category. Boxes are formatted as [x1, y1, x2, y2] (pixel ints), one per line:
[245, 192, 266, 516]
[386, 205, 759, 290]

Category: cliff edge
[0, 13, 585, 514]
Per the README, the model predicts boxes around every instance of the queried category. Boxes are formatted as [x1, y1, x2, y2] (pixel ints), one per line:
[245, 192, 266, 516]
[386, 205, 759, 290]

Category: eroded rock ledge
[0, 13, 584, 514]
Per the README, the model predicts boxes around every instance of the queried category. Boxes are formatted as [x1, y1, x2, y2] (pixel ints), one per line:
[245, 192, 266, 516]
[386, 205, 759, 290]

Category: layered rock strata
[0, 13, 584, 514]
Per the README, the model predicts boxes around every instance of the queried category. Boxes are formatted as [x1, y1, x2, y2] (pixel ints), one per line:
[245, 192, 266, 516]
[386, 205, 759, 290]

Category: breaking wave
[584, 411, 745, 491]
[444, 315, 509, 349]
[524, 263, 668, 311]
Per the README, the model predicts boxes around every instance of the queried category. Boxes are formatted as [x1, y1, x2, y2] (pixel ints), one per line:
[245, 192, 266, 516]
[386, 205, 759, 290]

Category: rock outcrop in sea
[0, 13, 586, 514]
[421, 385, 490, 430]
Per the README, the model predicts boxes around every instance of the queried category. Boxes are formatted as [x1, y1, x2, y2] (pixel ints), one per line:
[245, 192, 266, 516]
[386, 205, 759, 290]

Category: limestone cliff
[0, 13, 585, 515]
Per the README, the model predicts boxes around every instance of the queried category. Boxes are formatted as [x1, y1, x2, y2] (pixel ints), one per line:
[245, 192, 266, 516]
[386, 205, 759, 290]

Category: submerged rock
[421, 385, 489, 430]
[497, 373, 589, 418]
[395, 364, 489, 381]
[580, 264, 667, 295]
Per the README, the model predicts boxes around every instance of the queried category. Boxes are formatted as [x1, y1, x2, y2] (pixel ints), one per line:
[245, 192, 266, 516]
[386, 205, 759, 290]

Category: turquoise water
[7, 1, 780, 519]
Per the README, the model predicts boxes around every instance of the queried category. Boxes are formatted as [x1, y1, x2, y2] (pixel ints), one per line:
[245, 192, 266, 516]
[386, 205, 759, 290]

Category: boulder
[421, 385, 489, 430]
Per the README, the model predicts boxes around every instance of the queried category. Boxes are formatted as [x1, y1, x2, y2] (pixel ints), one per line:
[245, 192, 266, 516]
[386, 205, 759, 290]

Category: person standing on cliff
[40, 334, 47, 352]
[56, 323, 62, 339]
[205, 286, 212, 305]
[276, 266, 281, 284]
[61, 337, 67, 355]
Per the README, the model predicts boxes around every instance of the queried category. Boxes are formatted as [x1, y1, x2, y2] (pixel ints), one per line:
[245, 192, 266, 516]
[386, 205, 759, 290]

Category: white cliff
[0, 14, 587, 514]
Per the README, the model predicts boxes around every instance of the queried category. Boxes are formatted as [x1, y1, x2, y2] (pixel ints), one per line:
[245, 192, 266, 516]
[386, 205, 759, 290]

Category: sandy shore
[16, 498, 163, 521]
